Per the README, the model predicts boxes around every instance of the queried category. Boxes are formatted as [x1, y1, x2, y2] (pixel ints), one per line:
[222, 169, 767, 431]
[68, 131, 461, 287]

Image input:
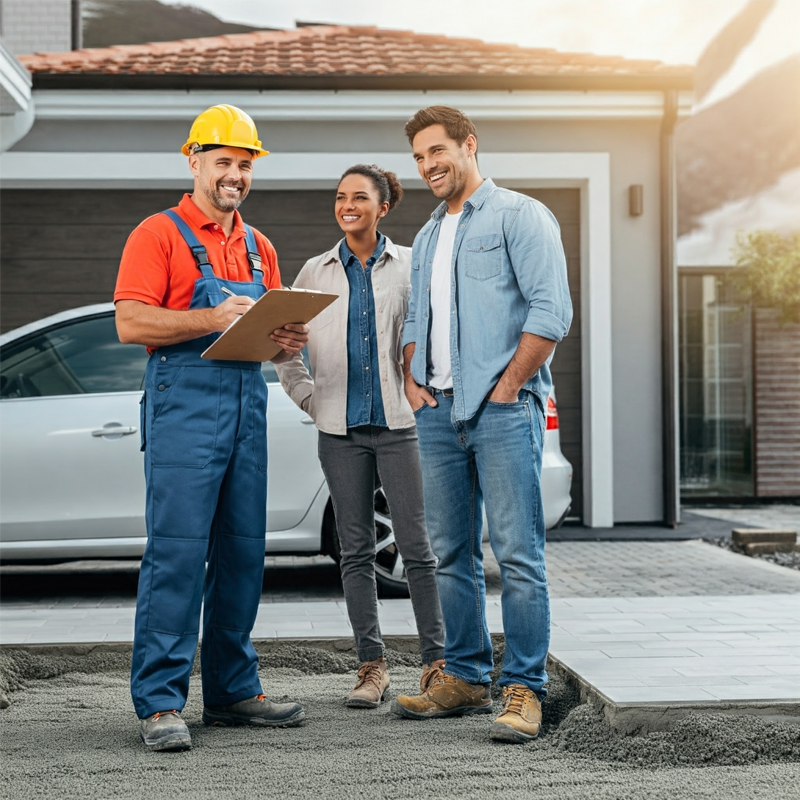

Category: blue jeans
[413, 391, 549, 699]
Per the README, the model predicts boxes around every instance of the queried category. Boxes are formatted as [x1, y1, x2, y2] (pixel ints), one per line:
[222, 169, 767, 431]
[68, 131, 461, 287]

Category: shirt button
[160, 356, 166, 362]
[364, 337, 368, 341]
[158, 384, 165, 391]
[363, 311, 367, 315]
[366, 366, 370, 371]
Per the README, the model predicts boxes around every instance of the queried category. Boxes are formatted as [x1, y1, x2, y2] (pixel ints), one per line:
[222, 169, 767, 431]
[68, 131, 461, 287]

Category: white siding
[1, 0, 72, 56]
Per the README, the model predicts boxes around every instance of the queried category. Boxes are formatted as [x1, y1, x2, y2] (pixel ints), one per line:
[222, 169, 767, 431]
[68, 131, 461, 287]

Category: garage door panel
[0, 187, 583, 520]
[0, 190, 189, 226]
[1, 260, 119, 294]
[2, 224, 130, 260]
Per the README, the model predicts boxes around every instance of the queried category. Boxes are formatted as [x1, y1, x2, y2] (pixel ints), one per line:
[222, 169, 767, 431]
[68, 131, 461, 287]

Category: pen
[221, 286, 236, 298]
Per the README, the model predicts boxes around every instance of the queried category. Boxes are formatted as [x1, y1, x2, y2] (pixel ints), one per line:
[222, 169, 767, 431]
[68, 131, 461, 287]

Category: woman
[276, 165, 445, 708]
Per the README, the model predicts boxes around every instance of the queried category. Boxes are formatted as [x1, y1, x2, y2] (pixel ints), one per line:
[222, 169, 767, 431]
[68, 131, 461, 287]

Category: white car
[0, 305, 573, 595]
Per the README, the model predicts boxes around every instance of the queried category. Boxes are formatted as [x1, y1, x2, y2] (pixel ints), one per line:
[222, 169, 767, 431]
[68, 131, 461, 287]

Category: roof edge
[31, 72, 694, 93]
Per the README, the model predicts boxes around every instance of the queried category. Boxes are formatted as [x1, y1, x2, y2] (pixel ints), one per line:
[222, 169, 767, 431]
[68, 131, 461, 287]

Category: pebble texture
[2, 646, 799, 800]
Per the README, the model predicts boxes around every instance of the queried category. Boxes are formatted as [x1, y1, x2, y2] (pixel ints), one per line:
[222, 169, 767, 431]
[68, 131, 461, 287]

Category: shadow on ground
[0, 559, 347, 605]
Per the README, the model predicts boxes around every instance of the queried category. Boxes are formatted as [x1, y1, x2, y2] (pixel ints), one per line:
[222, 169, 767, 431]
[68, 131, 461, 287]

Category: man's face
[412, 124, 475, 202]
[190, 147, 253, 212]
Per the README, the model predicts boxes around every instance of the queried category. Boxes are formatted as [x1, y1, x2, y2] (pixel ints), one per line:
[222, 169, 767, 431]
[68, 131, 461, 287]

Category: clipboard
[201, 288, 338, 362]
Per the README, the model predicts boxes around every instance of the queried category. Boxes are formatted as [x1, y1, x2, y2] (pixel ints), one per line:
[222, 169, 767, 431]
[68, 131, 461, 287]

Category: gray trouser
[318, 425, 445, 664]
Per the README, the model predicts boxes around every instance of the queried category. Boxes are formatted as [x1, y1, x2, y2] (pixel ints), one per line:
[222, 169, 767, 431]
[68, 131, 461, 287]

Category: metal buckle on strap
[190, 245, 212, 267]
[247, 251, 263, 278]
[427, 386, 454, 397]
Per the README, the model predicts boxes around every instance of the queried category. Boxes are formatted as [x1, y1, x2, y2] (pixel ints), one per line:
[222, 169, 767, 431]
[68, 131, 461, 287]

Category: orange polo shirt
[114, 194, 282, 310]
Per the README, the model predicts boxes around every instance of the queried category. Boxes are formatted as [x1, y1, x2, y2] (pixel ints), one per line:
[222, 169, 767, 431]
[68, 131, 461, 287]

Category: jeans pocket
[486, 395, 526, 408]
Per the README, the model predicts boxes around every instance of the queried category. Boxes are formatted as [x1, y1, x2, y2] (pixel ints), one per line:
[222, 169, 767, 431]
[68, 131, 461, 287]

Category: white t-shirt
[428, 211, 462, 390]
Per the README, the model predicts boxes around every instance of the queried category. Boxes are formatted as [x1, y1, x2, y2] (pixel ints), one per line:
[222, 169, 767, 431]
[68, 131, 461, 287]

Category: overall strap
[161, 209, 215, 279]
[243, 224, 264, 282]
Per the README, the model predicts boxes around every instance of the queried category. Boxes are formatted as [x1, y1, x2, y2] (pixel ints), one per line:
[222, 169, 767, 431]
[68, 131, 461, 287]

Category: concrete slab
[548, 593, 800, 732]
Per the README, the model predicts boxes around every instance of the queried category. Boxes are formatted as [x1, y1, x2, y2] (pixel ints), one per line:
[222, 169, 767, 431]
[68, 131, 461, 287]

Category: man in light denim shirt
[391, 106, 572, 744]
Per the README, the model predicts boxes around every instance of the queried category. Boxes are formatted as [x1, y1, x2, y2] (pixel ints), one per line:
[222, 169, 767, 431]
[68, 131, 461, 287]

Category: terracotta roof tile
[19, 25, 692, 82]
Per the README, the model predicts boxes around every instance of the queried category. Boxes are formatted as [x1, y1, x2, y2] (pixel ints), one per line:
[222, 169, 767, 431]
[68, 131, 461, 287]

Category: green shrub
[727, 230, 800, 325]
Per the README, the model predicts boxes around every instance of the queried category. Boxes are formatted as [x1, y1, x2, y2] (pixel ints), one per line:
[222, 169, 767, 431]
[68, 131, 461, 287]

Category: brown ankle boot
[420, 659, 446, 693]
[392, 672, 492, 719]
[490, 684, 542, 743]
[346, 657, 390, 708]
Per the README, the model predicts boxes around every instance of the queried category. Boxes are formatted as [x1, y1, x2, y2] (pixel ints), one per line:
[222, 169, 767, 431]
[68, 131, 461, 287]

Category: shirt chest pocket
[464, 234, 503, 280]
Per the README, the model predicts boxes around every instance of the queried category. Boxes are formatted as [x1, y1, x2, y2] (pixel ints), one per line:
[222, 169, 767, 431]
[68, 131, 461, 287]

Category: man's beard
[429, 167, 465, 202]
[203, 181, 246, 212]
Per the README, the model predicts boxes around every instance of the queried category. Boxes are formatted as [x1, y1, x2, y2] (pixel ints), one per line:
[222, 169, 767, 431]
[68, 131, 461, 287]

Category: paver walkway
[549, 593, 800, 704]
[4, 539, 800, 611]
[2, 539, 800, 713]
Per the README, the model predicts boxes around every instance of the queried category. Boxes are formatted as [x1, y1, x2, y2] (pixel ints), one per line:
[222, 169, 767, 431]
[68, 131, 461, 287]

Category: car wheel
[323, 487, 410, 598]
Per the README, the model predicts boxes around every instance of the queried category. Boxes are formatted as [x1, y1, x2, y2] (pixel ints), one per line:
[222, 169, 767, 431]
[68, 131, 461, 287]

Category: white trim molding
[0, 149, 614, 527]
[29, 88, 694, 122]
[0, 44, 32, 114]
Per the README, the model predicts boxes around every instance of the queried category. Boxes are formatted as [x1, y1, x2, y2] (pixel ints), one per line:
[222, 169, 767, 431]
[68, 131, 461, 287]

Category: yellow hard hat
[181, 104, 269, 158]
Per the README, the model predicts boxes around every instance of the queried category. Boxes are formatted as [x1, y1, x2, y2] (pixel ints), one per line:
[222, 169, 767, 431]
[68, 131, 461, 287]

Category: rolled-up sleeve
[507, 200, 572, 343]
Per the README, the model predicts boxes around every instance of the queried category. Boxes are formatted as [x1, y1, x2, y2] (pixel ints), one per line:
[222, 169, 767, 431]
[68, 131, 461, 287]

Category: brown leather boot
[392, 672, 492, 719]
[490, 684, 542, 743]
[419, 659, 446, 693]
[346, 657, 390, 708]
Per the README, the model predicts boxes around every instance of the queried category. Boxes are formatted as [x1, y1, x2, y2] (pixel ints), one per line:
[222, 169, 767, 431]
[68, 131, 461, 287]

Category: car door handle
[300, 416, 315, 425]
[92, 424, 138, 438]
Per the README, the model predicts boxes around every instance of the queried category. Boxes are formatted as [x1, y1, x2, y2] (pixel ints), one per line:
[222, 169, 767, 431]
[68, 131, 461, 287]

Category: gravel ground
[1, 644, 799, 800]
[710, 537, 800, 571]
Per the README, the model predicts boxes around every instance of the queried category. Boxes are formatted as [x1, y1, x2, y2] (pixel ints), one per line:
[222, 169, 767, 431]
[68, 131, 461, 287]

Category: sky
[160, 0, 760, 66]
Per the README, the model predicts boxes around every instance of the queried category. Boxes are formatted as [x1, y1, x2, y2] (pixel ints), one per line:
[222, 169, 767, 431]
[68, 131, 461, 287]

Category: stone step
[742, 541, 797, 555]
[732, 528, 797, 546]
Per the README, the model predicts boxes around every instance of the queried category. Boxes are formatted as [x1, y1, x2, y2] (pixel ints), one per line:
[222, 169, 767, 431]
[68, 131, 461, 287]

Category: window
[679, 273, 754, 497]
[0, 314, 149, 399]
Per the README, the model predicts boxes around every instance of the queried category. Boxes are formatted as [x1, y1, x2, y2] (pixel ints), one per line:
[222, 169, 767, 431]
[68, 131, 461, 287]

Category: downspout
[660, 90, 679, 527]
[71, 0, 83, 50]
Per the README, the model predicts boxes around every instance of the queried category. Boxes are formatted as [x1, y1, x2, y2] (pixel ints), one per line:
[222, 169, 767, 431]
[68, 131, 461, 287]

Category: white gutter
[29, 88, 694, 122]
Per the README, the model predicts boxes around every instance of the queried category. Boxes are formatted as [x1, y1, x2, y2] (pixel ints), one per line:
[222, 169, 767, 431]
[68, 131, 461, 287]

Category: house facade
[0, 24, 694, 527]
[675, 0, 800, 503]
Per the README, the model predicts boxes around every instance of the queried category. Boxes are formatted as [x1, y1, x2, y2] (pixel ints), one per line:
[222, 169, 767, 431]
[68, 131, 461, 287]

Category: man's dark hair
[404, 106, 478, 149]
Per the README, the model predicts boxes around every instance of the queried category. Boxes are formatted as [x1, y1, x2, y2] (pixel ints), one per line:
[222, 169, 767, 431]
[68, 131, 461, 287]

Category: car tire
[323, 487, 410, 599]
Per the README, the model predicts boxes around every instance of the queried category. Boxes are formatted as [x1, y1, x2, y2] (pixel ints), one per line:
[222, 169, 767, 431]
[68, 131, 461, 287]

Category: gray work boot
[139, 710, 192, 752]
[203, 694, 306, 728]
[346, 657, 390, 708]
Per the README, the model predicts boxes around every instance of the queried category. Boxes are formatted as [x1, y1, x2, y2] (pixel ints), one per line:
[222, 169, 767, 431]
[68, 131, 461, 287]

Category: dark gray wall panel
[0, 186, 582, 517]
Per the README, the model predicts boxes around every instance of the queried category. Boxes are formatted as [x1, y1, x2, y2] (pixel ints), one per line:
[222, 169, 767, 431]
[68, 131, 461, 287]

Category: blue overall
[131, 209, 269, 719]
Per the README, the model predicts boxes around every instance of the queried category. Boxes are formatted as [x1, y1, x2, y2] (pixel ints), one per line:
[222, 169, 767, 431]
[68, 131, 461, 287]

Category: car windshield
[0, 314, 149, 398]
